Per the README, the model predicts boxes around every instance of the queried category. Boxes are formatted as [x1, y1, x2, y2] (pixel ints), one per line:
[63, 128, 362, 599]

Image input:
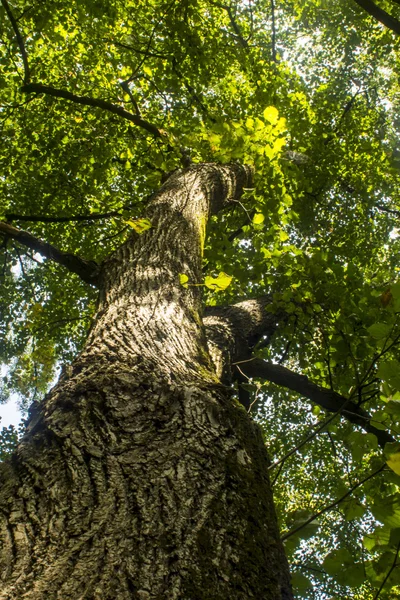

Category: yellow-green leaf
[253, 213, 265, 225]
[204, 272, 233, 291]
[273, 137, 286, 153]
[125, 217, 152, 234]
[263, 106, 279, 124]
[387, 453, 400, 475]
[179, 274, 189, 288]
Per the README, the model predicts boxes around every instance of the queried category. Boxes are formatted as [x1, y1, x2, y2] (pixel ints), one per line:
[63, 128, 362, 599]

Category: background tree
[1, 0, 400, 597]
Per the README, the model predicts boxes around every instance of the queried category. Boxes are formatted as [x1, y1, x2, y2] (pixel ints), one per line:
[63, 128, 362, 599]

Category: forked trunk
[0, 165, 292, 599]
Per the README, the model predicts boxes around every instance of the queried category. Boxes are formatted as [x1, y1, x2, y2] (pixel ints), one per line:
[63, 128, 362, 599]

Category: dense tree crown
[1, 0, 400, 597]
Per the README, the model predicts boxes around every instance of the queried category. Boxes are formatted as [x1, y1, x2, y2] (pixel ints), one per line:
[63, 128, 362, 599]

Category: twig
[32, 316, 88, 335]
[271, 460, 284, 487]
[14, 245, 37, 302]
[281, 464, 385, 541]
[271, 0, 277, 63]
[119, 80, 141, 116]
[108, 39, 170, 59]
[0, 238, 8, 277]
[98, 226, 129, 245]
[373, 540, 400, 599]
[268, 407, 349, 471]
[278, 339, 292, 364]
[126, 0, 177, 82]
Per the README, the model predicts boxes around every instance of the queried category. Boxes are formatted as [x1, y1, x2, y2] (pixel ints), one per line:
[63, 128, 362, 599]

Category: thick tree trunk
[0, 165, 292, 599]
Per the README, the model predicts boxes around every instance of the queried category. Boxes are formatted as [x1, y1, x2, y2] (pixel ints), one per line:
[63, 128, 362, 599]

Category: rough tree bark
[0, 164, 292, 599]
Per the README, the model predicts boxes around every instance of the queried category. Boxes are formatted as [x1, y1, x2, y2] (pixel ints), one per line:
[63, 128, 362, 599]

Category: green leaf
[390, 282, 400, 301]
[364, 526, 391, 551]
[368, 322, 391, 339]
[372, 494, 400, 528]
[323, 549, 353, 575]
[204, 272, 233, 291]
[342, 498, 366, 521]
[291, 572, 313, 593]
[377, 361, 400, 390]
[323, 549, 366, 587]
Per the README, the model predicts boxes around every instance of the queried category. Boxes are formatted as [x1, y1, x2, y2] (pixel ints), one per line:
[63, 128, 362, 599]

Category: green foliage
[0, 421, 25, 460]
[1, 0, 400, 596]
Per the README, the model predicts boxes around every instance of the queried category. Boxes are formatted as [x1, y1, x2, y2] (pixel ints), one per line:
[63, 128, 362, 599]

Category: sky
[0, 396, 23, 429]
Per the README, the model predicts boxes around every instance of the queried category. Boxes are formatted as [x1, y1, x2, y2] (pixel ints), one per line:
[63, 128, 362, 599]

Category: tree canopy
[1, 0, 400, 597]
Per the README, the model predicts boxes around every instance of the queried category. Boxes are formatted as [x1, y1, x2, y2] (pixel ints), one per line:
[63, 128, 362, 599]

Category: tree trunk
[0, 164, 292, 600]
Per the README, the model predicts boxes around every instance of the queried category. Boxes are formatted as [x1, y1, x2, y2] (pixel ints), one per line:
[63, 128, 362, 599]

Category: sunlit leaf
[387, 453, 400, 475]
[263, 106, 279, 124]
[125, 218, 152, 234]
[253, 213, 265, 225]
[204, 272, 233, 291]
[179, 274, 189, 289]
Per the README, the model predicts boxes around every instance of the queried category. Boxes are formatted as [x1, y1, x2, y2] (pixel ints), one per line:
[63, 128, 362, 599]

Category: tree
[1, 0, 400, 597]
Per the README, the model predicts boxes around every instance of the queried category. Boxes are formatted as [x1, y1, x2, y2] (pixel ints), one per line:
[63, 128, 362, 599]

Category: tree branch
[224, 4, 249, 49]
[353, 0, 400, 34]
[376, 204, 400, 217]
[237, 358, 395, 448]
[210, 2, 249, 48]
[0, 221, 100, 285]
[271, 0, 277, 63]
[20, 83, 163, 137]
[5, 211, 124, 224]
[204, 296, 283, 383]
[1, 0, 30, 83]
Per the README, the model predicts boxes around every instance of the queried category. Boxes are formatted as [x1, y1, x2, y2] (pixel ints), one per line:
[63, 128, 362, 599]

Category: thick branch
[20, 83, 163, 137]
[1, 0, 30, 83]
[239, 358, 394, 448]
[204, 297, 283, 383]
[353, 0, 400, 34]
[0, 221, 100, 285]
